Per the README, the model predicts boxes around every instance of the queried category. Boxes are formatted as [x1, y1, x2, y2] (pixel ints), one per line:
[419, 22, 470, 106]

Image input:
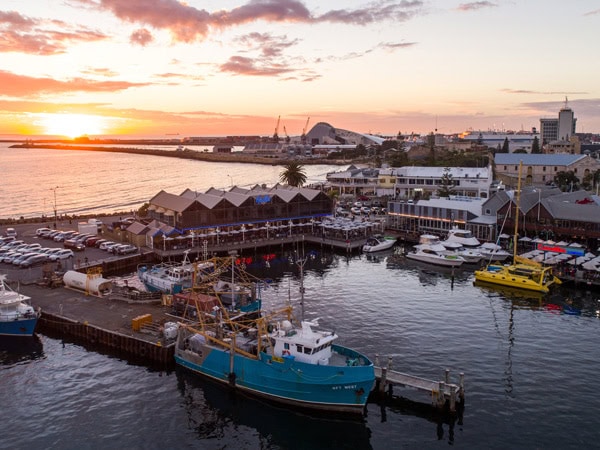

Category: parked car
[113, 244, 137, 255]
[64, 239, 85, 251]
[85, 236, 101, 247]
[1, 240, 24, 250]
[24, 243, 42, 251]
[54, 231, 78, 242]
[48, 249, 74, 261]
[99, 241, 117, 251]
[5, 227, 17, 237]
[12, 252, 40, 266]
[19, 254, 49, 268]
[36, 227, 52, 236]
[1, 251, 22, 264]
[103, 242, 121, 253]
[94, 239, 108, 248]
[0, 236, 15, 245]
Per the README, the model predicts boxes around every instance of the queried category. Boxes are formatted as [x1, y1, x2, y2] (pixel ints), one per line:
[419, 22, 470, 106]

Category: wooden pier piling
[373, 356, 464, 414]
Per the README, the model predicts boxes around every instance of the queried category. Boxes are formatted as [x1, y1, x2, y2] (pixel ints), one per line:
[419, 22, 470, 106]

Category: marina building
[142, 184, 333, 248]
[494, 154, 600, 187]
[325, 165, 493, 200]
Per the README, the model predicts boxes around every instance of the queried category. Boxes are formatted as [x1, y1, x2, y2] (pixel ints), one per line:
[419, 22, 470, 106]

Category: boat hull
[137, 268, 188, 294]
[0, 316, 39, 337]
[474, 266, 557, 293]
[406, 253, 464, 267]
[363, 240, 396, 253]
[175, 345, 375, 415]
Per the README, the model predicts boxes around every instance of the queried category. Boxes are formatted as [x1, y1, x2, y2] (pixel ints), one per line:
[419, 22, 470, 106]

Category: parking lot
[0, 216, 135, 281]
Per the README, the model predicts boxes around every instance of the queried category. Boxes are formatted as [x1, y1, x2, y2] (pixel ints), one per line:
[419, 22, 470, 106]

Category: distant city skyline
[1, 1, 599, 138]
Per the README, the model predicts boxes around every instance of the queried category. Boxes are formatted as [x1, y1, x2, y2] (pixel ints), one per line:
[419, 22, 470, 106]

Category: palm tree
[279, 162, 307, 187]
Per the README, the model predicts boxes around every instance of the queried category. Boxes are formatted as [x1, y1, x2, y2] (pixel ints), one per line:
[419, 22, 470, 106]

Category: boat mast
[229, 250, 237, 310]
[513, 161, 523, 261]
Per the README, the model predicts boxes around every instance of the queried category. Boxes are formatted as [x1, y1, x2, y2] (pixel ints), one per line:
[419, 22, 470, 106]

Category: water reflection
[176, 368, 373, 449]
[0, 334, 44, 366]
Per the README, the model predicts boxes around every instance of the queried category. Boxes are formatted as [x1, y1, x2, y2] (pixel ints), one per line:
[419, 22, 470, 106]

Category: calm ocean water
[2, 145, 600, 449]
[0, 143, 339, 220]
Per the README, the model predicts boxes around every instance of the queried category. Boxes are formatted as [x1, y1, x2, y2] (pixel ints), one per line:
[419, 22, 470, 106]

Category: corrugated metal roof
[494, 154, 585, 166]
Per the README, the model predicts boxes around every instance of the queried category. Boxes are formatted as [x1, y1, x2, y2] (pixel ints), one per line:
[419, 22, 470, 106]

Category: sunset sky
[1, 0, 599, 138]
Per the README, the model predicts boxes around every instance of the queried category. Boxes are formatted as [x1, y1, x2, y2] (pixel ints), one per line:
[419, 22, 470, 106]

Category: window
[554, 167, 557, 172]
[543, 166, 546, 172]
[504, 166, 507, 170]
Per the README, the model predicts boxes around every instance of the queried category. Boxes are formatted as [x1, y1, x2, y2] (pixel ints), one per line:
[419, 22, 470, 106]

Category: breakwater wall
[10, 143, 345, 166]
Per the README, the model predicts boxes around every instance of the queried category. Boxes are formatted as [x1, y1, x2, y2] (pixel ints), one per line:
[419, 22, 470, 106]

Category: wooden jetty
[373, 355, 465, 414]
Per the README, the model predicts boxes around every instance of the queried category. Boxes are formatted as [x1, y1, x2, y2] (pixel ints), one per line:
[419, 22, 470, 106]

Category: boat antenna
[513, 161, 523, 261]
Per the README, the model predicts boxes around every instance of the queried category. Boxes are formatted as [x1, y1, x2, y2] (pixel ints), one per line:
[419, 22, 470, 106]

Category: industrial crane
[283, 125, 290, 143]
[273, 115, 281, 142]
[300, 116, 310, 144]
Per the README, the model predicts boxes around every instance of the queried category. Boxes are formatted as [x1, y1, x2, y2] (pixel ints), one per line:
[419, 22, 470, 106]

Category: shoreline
[9, 143, 349, 166]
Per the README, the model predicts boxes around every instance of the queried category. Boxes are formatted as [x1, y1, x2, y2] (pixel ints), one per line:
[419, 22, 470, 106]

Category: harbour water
[2, 145, 600, 449]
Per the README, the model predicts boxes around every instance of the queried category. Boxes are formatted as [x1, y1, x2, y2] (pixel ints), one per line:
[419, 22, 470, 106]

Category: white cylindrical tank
[63, 270, 113, 297]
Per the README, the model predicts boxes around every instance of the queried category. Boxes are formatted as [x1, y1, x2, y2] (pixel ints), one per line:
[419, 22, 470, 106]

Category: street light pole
[50, 186, 59, 229]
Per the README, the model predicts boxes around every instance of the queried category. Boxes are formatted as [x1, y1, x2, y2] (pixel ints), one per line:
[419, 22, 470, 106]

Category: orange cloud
[0, 70, 148, 97]
[0, 10, 108, 54]
[72, 0, 424, 44]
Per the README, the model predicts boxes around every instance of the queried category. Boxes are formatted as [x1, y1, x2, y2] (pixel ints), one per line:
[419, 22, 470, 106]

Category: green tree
[531, 136, 541, 154]
[438, 167, 455, 197]
[554, 170, 579, 192]
[501, 138, 509, 153]
[582, 169, 600, 191]
[279, 162, 307, 187]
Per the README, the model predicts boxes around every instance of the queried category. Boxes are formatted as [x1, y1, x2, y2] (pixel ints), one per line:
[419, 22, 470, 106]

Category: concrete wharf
[16, 281, 465, 415]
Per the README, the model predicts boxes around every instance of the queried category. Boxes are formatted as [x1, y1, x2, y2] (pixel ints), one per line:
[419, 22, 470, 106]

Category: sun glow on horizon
[39, 113, 107, 138]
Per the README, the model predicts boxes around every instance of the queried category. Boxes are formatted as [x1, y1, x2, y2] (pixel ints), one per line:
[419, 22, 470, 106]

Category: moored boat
[137, 250, 213, 294]
[474, 162, 561, 293]
[0, 275, 41, 337]
[362, 234, 396, 253]
[439, 240, 484, 264]
[476, 242, 511, 262]
[406, 235, 465, 267]
[174, 254, 375, 415]
[443, 227, 481, 248]
[174, 304, 375, 415]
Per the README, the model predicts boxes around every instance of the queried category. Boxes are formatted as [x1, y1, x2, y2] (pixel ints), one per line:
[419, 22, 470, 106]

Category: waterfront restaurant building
[144, 184, 333, 248]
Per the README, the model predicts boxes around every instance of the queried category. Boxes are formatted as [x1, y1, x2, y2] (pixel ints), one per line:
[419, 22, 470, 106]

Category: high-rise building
[539, 98, 577, 145]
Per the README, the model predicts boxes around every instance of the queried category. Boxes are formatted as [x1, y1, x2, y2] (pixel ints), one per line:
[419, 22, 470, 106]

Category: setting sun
[39, 113, 107, 138]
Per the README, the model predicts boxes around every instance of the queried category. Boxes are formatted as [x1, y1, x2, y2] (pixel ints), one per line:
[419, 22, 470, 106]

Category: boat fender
[282, 350, 290, 356]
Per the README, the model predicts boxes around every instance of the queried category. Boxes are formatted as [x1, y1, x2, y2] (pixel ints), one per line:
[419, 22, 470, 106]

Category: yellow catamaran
[474, 162, 561, 293]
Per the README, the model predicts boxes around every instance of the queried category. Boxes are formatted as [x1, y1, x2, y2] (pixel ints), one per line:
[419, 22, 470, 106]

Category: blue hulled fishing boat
[174, 305, 374, 415]
[0, 275, 41, 337]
